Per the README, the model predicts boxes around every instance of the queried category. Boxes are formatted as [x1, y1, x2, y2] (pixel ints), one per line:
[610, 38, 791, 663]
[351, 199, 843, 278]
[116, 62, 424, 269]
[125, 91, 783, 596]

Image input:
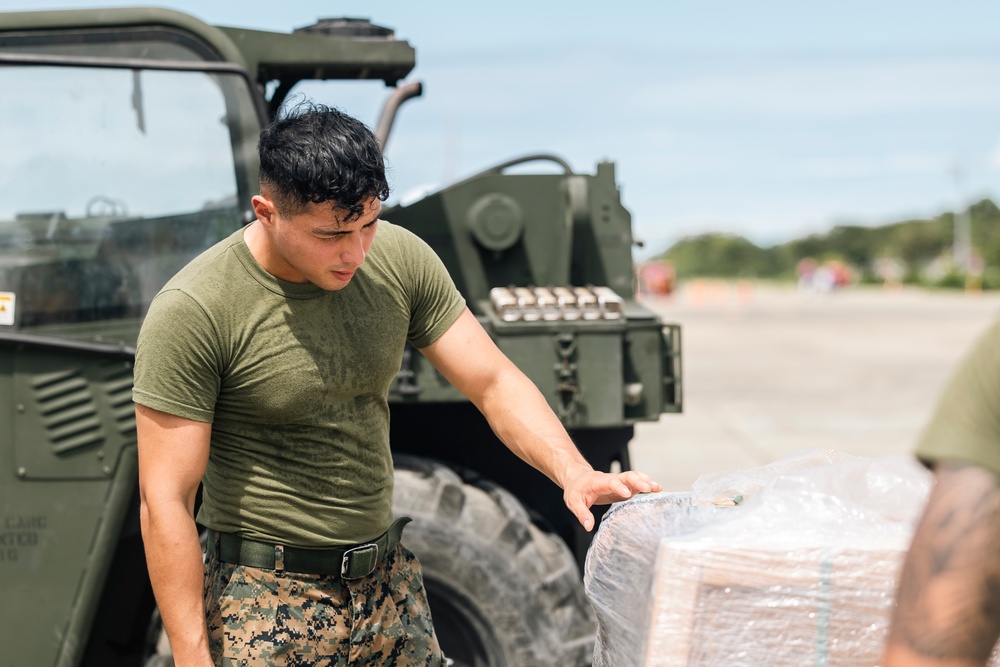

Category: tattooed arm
[884, 461, 1000, 667]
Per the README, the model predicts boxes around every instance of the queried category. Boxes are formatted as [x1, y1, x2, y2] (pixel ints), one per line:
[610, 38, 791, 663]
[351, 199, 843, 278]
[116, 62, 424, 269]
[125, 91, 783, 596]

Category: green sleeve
[916, 318, 1000, 476]
[394, 227, 467, 348]
[132, 289, 222, 423]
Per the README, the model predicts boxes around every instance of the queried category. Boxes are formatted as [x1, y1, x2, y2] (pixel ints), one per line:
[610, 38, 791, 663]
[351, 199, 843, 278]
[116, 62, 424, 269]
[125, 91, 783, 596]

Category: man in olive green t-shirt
[134, 104, 661, 667]
[884, 319, 1000, 667]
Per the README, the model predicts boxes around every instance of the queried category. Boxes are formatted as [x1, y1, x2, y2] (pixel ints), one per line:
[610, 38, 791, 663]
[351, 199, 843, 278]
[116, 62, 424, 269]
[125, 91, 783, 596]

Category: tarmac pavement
[629, 281, 1000, 492]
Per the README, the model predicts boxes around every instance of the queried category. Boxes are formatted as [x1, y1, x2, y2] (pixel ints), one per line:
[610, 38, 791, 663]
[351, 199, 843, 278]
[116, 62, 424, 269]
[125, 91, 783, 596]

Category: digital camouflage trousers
[204, 541, 446, 666]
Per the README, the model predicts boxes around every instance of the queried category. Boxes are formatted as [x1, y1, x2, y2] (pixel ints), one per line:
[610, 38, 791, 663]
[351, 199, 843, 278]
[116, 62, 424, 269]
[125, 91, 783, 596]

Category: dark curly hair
[257, 102, 389, 221]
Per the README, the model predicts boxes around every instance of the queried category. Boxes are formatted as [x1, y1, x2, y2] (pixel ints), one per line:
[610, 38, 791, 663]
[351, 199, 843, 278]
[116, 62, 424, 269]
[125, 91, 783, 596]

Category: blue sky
[4, 1, 1000, 257]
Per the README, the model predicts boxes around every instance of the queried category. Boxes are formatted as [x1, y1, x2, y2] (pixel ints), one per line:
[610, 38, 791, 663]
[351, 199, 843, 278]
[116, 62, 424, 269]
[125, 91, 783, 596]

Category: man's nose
[341, 232, 366, 265]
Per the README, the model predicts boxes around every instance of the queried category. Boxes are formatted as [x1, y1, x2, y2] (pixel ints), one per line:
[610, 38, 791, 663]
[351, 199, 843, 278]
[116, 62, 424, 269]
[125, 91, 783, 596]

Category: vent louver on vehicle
[12, 347, 137, 479]
[32, 369, 105, 455]
[101, 364, 137, 436]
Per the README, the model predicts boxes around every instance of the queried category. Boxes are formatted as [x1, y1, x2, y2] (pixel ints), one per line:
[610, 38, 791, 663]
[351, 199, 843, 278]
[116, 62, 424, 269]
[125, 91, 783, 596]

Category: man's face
[252, 194, 382, 291]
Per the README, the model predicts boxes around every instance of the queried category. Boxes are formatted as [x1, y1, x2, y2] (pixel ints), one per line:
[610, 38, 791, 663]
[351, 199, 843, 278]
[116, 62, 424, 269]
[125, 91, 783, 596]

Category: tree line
[656, 198, 1000, 288]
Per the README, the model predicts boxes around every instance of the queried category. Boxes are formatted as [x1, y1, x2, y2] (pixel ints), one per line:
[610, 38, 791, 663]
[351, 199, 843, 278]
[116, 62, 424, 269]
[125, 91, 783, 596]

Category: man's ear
[251, 194, 277, 227]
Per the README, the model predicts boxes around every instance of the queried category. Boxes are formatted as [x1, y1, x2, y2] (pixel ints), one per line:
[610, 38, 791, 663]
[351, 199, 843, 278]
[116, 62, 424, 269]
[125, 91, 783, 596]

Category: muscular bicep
[418, 307, 517, 407]
[888, 460, 1000, 665]
[136, 403, 211, 515]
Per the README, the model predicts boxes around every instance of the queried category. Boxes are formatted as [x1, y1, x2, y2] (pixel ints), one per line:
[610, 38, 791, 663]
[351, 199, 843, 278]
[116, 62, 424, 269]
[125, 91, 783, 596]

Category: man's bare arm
[884, 461, 1000, 667]
[136, 404, 213, 667]
[419, 308, 660, 530]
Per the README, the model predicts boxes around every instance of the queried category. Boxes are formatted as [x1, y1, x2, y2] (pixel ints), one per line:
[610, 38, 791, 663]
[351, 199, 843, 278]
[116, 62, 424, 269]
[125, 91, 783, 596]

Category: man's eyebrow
[313, 228, 348, 237]
[312, 208, 381, 236]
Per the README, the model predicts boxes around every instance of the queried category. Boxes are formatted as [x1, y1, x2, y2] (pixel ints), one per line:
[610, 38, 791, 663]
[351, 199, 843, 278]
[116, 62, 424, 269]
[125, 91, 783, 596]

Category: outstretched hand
[563, 469, 662, 531]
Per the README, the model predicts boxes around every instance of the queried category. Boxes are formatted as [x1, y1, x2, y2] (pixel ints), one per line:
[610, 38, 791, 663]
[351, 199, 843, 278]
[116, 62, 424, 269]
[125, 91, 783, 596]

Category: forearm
[419, 308, 658, 531]
[479, 365, 592, 488]
[884, 461, 1000, 667]
[141, 499, 213, 667]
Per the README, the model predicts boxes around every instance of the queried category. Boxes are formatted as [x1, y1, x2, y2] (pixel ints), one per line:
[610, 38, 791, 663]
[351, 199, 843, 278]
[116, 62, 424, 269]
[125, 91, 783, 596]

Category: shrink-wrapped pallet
[584, 449, 934, 667]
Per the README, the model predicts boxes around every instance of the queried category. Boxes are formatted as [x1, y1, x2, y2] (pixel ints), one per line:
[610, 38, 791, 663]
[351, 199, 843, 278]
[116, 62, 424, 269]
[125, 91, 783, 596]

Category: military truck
[0, 8, 681, 667]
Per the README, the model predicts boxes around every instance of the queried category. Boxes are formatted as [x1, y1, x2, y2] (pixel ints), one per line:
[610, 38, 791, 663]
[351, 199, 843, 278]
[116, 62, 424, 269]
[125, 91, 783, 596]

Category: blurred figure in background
[637, 260, 675, 296]
[796, 256, 818, 292]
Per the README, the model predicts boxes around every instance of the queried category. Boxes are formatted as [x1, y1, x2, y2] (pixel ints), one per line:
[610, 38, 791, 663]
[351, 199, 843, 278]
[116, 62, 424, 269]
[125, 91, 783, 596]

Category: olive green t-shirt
[916, 318, 1000, 476]
[133, 221, 466, 547]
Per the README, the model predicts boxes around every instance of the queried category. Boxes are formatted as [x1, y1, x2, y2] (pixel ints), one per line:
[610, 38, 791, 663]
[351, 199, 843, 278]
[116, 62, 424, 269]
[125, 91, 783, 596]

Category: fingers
[612, 478, 633, 499]
[602, 471, 662, 500]
[564, 470, 663, 532]
[583, 471, 663, 505]
[567, 494, 596, 532]
[619, 470, 662, 494]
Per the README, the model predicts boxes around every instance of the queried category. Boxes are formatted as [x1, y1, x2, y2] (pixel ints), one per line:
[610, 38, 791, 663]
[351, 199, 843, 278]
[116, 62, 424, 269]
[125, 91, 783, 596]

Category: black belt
[207, 517, 411, 579]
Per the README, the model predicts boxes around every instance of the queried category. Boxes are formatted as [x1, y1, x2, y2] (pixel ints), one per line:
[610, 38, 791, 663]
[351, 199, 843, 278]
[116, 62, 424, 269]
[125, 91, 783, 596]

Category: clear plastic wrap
[584, 449, 933, 667]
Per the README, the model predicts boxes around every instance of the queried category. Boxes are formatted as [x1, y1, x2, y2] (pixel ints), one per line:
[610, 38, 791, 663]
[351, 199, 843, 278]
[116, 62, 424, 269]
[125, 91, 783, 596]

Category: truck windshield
[0, 63, 260, 343]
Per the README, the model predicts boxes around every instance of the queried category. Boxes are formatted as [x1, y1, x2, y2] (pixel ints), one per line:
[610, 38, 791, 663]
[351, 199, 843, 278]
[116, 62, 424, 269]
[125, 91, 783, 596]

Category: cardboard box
[584, 452, 942, 667]
[643, 539, 905, 666]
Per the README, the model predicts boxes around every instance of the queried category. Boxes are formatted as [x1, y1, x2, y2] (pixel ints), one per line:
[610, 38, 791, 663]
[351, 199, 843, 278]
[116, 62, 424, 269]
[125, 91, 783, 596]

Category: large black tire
[392, 456, 596, 667]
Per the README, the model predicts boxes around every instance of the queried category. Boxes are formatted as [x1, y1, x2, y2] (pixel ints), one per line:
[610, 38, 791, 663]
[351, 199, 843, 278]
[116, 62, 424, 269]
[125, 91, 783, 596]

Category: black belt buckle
[341, 542, 379, 579]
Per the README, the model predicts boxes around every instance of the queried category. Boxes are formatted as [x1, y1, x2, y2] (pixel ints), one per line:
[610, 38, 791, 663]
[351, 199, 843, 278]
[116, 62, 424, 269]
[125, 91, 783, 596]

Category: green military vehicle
[0, 8, 681, 667]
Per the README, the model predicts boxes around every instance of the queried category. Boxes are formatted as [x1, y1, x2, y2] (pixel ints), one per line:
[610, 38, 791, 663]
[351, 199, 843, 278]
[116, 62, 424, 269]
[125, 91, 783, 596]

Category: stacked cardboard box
[642, 538, 905, 666]
[584, 451, 937, 667]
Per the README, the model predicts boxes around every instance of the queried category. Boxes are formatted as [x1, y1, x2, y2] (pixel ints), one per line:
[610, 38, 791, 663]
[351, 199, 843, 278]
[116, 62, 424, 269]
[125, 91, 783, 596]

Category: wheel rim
[425, 576, 506, 667]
